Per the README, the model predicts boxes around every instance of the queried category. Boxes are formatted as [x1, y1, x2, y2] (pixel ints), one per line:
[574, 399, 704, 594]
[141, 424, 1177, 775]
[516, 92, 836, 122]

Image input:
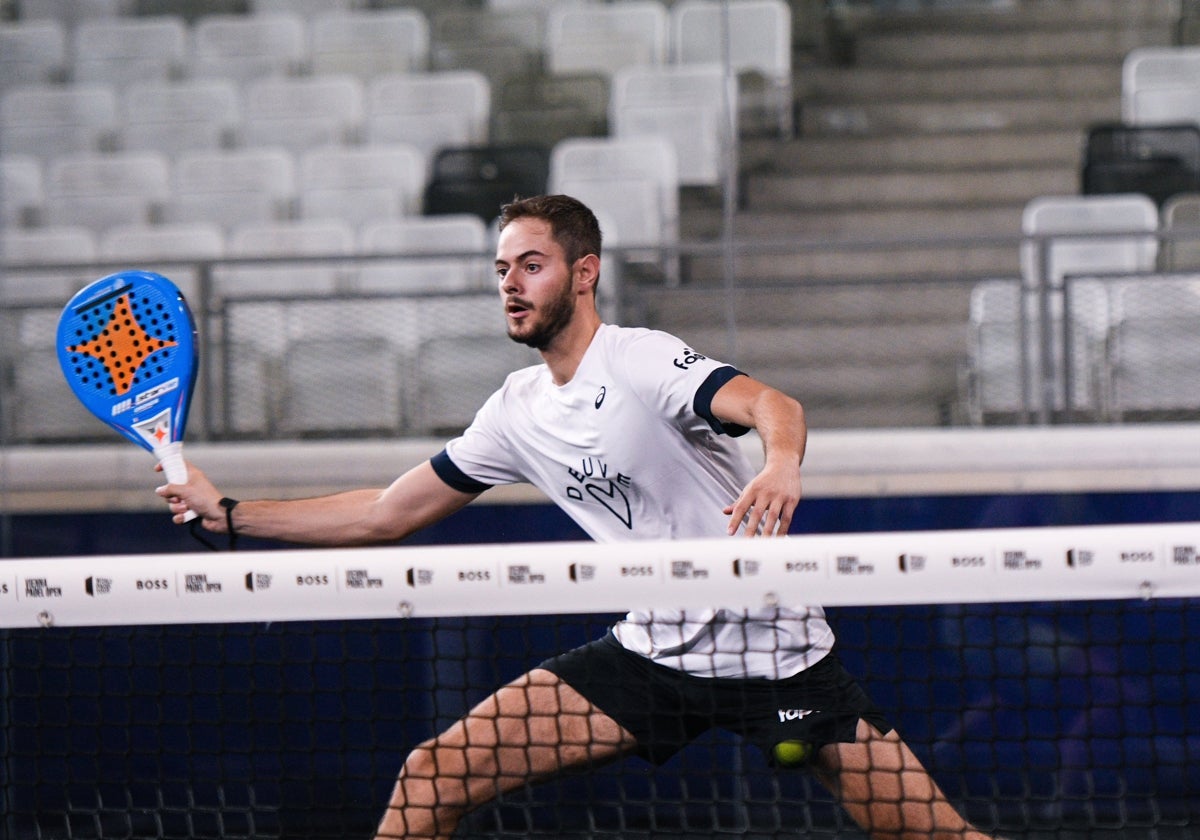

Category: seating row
[0, 72, 488, 160]
[0, 61, 735, 187]
[0, 292, 541, 443]
[964, 274, 1200, 424]
[0, 1, 790, 108]
[1, 214, 495, 305]
[1, 135, 682, 276]
[965, 191, 1200, 423]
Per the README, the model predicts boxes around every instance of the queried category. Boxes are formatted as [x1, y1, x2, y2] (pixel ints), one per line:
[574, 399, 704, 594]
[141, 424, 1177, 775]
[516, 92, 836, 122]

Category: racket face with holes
[56, 271, 198, 453]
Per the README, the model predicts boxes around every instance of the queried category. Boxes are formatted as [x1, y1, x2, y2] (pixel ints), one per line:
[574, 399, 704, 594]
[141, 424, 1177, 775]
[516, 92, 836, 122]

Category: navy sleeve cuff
[693, 366, 750, 437]
[430, 449, 492, 494]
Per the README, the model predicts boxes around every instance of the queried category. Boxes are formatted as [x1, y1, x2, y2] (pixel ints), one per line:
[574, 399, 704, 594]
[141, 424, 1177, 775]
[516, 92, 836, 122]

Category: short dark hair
[498, 194, 602, 266]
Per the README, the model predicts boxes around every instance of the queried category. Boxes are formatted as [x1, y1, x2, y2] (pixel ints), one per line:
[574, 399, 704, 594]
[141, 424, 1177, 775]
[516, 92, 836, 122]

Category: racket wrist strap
[219, 497, 240, 550]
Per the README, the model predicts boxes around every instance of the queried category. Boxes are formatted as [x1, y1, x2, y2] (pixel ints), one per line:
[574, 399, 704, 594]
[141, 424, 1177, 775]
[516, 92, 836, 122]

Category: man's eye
[496, 268, 507, 279]
[526, 262, 540, 273]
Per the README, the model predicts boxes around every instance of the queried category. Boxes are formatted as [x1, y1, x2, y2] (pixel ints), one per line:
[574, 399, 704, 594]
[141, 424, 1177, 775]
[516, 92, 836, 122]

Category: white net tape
[3, 521, 1198, 629]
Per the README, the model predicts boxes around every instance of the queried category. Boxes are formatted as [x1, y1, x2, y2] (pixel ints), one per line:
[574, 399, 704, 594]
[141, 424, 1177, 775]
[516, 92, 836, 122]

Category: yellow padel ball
[772, 739, 814, 766]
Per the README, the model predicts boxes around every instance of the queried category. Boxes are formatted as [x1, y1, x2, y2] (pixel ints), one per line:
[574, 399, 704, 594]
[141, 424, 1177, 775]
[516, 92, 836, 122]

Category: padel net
[2, 522, 1199, 838]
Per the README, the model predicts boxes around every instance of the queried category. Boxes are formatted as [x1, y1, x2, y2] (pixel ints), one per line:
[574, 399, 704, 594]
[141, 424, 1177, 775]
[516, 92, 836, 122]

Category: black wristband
[219, 497, 239, 550]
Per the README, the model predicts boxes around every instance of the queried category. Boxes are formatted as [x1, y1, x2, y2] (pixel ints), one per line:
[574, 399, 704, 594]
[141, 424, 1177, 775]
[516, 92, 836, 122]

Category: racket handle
[156, 441, 198, 523]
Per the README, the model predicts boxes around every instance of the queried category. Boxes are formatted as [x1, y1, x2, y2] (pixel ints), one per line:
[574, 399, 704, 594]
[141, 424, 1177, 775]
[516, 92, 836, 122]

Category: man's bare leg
[811, 719, 994, 840]
[374, 668, 637, 839]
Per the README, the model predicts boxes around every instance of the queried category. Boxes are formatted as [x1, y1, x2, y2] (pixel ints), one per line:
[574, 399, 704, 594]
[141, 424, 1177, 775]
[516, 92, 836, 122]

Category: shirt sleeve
[622, 330, 750, 437]
[439, 382, 529, 488]
[430, 449, 492, 493]
[693, 366, 751, 437]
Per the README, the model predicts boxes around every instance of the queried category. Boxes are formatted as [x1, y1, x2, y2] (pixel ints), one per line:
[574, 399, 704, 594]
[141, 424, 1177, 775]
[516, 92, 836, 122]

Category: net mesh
[4, 532, 1200, 839]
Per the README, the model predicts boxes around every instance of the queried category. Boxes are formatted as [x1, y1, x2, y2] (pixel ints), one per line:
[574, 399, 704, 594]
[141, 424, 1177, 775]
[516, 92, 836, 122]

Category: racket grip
[156, 441, 198, 523]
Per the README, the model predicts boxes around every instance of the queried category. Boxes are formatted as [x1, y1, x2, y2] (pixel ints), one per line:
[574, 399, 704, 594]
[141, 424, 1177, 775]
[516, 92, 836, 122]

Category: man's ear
[574, 253, 601, 294]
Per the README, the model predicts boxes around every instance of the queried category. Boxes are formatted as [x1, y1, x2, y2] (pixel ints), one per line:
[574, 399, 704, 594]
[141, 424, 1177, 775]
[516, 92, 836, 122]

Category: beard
[506, 278, 576, 351]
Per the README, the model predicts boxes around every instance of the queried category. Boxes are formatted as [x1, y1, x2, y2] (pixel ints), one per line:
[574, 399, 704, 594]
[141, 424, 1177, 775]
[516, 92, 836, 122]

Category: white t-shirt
[432, 324, 834, 678]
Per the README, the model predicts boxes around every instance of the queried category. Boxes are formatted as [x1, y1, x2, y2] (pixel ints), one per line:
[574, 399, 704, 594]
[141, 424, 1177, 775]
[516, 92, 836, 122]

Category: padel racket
[57, 270, 199, 520]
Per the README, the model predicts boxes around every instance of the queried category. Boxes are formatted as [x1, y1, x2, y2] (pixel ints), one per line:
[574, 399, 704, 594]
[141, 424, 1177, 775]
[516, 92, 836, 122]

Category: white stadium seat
[299, 144, 427, 228]
[311, 9, 430, 79]
[168, 147, 297, 231]
[190, 13, 307, 84]
[72, 16, 188, 88]
[242, 74, 365, 154]
[366, 71, 491, 158]
[119, 78, 240, 155]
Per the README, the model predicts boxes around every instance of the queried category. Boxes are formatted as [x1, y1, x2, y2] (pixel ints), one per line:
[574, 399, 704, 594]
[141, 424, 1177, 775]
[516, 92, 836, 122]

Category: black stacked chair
[1082, 122, 1200, 208]
[423, 145, 550, 224]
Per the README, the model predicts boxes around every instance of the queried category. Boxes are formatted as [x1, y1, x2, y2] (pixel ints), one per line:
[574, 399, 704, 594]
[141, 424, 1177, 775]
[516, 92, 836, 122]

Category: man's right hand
[155, 461, 226, 530]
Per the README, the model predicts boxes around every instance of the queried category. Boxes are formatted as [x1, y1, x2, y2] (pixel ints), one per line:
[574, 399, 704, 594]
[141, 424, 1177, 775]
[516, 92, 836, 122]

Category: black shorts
[537, 633, 892, 766]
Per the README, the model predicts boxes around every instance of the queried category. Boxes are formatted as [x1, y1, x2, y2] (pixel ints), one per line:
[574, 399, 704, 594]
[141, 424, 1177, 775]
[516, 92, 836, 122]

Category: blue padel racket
[57, 270, 199, 520]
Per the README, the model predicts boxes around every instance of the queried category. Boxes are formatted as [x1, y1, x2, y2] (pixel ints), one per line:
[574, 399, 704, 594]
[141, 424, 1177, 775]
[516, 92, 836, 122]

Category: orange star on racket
[66, 293, 177, 396]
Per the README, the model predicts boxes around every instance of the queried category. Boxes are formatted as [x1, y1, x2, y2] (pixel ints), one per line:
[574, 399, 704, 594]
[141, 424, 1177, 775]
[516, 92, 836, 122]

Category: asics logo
[595, 386, 606, 409]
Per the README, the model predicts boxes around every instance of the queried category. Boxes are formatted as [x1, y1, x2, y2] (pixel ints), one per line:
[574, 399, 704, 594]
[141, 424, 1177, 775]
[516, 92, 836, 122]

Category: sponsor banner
[0, 523, 1197, 628]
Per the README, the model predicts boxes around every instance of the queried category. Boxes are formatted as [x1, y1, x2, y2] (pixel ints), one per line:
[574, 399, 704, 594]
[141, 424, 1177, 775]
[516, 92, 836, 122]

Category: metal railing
[3, 227, 1200, 448]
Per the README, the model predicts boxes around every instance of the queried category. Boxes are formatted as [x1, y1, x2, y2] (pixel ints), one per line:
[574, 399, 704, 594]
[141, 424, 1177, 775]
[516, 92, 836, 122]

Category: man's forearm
[227, 489, 402, 547]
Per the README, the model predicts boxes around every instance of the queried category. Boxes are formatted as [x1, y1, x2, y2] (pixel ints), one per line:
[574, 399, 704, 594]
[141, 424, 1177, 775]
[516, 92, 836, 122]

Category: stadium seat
[72, 16, 188, 88]
[43, 151, 171, 233]
[964, 277, 1110, 423]
[1021, 193, 1159, 290]
[610, 63, 736, 188]
[423, 145, 550, 224]
[298, 144, 427, 228]
[1081, 123, 1200, 209]
[963, 279, 1030, 423]
[220, 296, 407, 436]
[1122, 46, 1200, 126]
[358, 214, 490, 293]
[0, 83, 118, 159]
[485, 0, 564, 11]
[118, 79, 240, 155]
[98, 222, 226, 302]
[1108, 277, 1200, 419]
[279, 336, 404, 437]
[218, 218, 357, 299]
[492, 73, 609, 147]
[190, 13, 307, 84]
[0, 20, 67, 92]
[366, 71, 491, 158]
[1, 225, 96, 268]
[1012, 194, 1158, 419]
[0, 155, 44, 227]
[99, 222, 224, 263]
[4, 307, 108, 443]
[549, 135, 679, 282]
[409, 333, 539, 434]
[1161, 192, 1200, 270]
[431, 7, 545, 92]
[18, 0, 130, 26]
[251, 0, 364, 14]
[167, 147, 297, 231]
[546, 2, 668, 77]
[0, 226, 96, 305]
[431, 41, 542, 99]
[242, 74, 365, 154]
[311, 8, 430, 79]
[215, 299, 287, 437]
[432, 7, 545, 53]
[670, 0, 793, 137]
[549, 136, 679, 249]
